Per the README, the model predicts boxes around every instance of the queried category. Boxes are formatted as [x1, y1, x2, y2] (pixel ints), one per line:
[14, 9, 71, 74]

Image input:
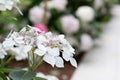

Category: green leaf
[0, 72, 8, 80]
[32, 77, 47, 80]
[0, 68, 14, 73]
[9, 70, 36, 80]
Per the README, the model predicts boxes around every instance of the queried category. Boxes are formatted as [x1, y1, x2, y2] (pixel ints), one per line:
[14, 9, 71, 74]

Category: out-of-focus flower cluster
[27, 0, 112, 52]
[0, 26, 77, 68]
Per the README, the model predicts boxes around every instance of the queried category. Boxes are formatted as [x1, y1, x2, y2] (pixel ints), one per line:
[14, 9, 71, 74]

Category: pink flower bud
[33, 24, 48, 33]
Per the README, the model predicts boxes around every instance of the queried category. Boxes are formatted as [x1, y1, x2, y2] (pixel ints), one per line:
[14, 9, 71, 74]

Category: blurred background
[0, 0, 120, 80]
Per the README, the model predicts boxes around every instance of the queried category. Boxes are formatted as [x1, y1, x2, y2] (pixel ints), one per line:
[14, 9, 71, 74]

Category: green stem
[28, 53, 31, 71]
[0, 59, 4, 67]
[32, 57, 43, 71]
[0, 56, 14, 67]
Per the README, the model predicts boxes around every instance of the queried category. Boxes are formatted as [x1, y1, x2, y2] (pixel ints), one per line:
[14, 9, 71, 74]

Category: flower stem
[32, 57, 43, 71]
[0, 56, 14, 67]
[28, 53, 31, 71]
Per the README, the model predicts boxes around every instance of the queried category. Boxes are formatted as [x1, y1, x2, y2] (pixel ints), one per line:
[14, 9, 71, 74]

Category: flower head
[35, 32, 77, 67]
[29, 6, 51, 24]
[0, 26, 77, 68]
[60, 15, 80, 34]
[76, 6, 95, 22]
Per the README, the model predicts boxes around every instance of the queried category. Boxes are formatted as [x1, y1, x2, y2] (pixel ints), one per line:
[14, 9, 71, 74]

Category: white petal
[62, 53, 70, 61]
[43, 54, 55, 67]
[47, 47, 59, 56]
[37, 35, 47, 43]
[37, 45, 46, 51]
[36, 72, 46, 79]
[46, 75, 59, 80]
[3, 38, 16, 50]
[14, 37, 24, 44]
[23, 45, 32, 53]
[34, 49, 45, 56]
[70, 57, 77, 68]
[62, 52, 71, 61]
[55, 57, 64, 68]
[20, 27, 26, 32]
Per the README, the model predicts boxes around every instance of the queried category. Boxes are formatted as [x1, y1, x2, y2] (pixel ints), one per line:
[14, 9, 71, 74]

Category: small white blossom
[0, 43, 7, 59]
[0, 0, 22, 15]
[40, 0, 68, 11]
[36, 72, 59, 80]
[80, 34, 94, 51]
[60, 15, 80, 34]
[29, 6, 51, 24]
[2, 37, 32, 61]
[2, 27, 38, 61]
[76, 6, 95, 22]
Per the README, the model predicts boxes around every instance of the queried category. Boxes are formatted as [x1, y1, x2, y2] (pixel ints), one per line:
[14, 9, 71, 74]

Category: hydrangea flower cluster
[0, 26, 77, 68]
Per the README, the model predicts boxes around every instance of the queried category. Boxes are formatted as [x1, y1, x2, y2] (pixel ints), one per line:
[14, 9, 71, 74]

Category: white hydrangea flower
[2, 26, 38, 61]
[60, 15, 80, 34]
[29, 6, 51, 24]
[1, 26, 77, 67]
[40, 0, 68, 11]
[36, 72, 59, 80]
[0, 43, 7, 59]
[2, 35, 32, 61]
[76, 6, 95, 22]
[35, 32, 77, 68]
[80, 34, 94, 51]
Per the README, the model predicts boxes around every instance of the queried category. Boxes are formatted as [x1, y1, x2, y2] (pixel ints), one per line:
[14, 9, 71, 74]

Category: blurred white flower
[94, 0, 104, 10]
[29, 6, 51, 24]
[0, 0, 22, 15]
[34, 32, 77, 68]
[60, 15, 80, 34]
[0, 43, 7, 59]
[110, 5, 120, 17]
[76, 6, 95, 22]
[80, 34, 94, 51]
[36, 72, 59, 80]
[40, 0, 68, 11]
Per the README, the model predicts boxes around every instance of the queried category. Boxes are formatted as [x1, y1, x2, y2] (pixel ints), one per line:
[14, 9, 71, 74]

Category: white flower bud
[76, 6, 95, 22]
[29, 6, 51, 24]
[60, 15, 80, 34]
[80, 34, 94, 51]
[40, 0, 68, 11]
